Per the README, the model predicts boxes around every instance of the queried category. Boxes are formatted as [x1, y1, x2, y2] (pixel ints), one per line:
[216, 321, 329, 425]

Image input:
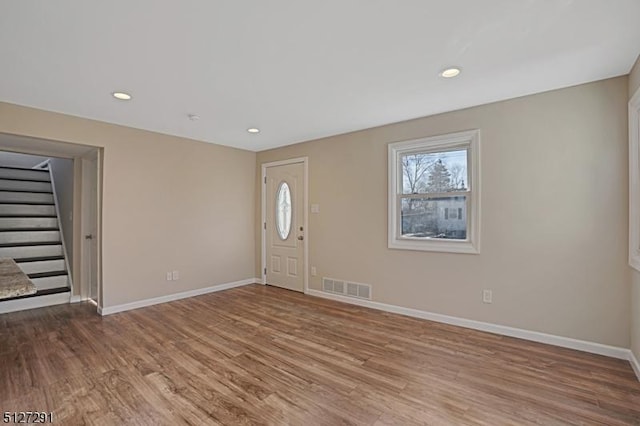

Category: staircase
[0, 165, 71, 310]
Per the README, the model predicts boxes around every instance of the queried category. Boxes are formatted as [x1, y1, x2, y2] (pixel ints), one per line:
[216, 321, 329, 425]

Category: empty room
[1, 1, 640, 424]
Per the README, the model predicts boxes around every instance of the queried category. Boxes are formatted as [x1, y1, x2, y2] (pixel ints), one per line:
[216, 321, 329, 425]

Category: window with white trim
[388, 130, 480, 253]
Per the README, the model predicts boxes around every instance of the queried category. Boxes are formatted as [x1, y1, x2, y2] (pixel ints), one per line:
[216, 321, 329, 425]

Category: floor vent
[322, 277, 371, 300]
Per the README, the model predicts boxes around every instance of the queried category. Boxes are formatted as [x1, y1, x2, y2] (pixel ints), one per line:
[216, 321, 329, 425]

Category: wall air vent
[321, 277, 371, 300]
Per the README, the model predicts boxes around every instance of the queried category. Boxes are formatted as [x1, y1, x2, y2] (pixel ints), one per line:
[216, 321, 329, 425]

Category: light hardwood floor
[1, 284, 639, 425]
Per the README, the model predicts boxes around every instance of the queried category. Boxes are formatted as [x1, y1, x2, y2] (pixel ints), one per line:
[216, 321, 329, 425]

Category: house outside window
[388, 130, 480, 253]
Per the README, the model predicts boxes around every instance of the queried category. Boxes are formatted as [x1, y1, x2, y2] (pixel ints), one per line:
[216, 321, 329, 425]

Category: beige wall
[257, 76, 630, 347]
[0, 102, 256, 308]
[630, 54, 640, 361]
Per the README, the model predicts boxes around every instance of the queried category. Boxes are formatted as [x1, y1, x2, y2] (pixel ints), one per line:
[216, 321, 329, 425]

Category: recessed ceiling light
[247, 128, 260, 134]
[112, 91, 132, 100]
[440, 67, 461, 78]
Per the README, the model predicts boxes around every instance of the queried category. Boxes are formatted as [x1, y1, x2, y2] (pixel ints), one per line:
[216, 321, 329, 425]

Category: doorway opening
[0, 133, 102, 313]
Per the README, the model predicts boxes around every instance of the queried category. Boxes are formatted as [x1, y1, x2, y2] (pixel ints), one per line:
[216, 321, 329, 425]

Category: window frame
[629, 88, 640, 271]
[388, 129, 481, 254]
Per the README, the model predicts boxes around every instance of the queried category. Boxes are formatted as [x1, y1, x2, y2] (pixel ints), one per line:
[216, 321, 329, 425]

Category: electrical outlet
[172, 270, 180, 280]
[166, 272, 173, 281]
[311, 266, 317, 276]
[482, 289, 492, 304]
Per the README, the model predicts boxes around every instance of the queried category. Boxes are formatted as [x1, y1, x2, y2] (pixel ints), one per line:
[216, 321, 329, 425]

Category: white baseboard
[99, 278, 258, 316]
[630, 350, 640, 381]
[70, 295, 83, 303]
[255, 277, 265, 285]
[0, 292, 70, 314]
[307, 289, 631, 361]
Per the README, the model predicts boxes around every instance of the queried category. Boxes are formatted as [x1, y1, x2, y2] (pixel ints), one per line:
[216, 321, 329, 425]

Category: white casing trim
[629, 87, 640, 271]
[0, 292, 70, 314]
[630, 350, 640, 381]
[98, 278, 258, 316]
[307, 289, 631, 361]
[388, 130, 481, 254]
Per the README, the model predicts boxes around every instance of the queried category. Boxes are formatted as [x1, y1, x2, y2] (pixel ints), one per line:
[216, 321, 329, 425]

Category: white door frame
[261, 157, 309, 293]
[77, 149, 102, 308]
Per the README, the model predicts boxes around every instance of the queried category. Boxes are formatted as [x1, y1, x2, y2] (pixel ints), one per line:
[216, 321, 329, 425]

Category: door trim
[76, 148, 103, 310]
[261, 157, 309, 294]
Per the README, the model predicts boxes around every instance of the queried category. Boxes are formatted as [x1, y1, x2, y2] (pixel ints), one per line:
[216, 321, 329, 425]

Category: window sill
[388, 238, 480, 254]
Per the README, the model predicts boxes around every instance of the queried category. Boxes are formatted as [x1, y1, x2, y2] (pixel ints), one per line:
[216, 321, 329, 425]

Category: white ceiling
[1, 1, 639, 152]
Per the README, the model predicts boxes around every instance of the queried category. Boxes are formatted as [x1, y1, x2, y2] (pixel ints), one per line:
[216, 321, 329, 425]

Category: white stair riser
[0, 191, 54, 204]
[0, 204, 56, 216]
[0, 230, 60, 244]
[0, 217, 58, 230]
[0, 179, 52, 193]
[17, 259, 66, 274]
[0, 168, 51, 182]
[30, 275, 68, 291]
[0, 244, 63, 259]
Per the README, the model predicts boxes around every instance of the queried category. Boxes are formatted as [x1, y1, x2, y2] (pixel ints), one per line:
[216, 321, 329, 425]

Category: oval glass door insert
[276, 182, 292, 240]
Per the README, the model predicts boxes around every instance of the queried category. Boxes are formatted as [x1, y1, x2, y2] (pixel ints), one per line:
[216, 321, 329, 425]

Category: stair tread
[28, 270, 68, 279]
[0, 228, 59, 232]
[0, 202, 55, 206]
[0, 286, 69, 302]
[0, 175, 51, 181]
[0, 241, 62, 248]
[0, 189, 53, 194]
[14, 255, 65, 263]
[0, 215, 57, 218]
[0, 166, 49, 172]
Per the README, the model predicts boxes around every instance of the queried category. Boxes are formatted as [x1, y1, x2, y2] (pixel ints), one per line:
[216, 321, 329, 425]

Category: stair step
[0, 286, 69, 302]
[0, 204, 56, 217]
[0, 167, 51, 183]
[0, 244, 63, 259]
[0, 217, 59, 230]
[13, 255, 64, 263]
[0, 230, 60, 245]
[0, 228, 59, 233]
[29, 274, 69, 291]
[0, 179, 52, 193]
[16, 259, 66, 275]
[27, 270, 68, 279]
[0, 191, 54, 205]
[0, 241, 62, 248]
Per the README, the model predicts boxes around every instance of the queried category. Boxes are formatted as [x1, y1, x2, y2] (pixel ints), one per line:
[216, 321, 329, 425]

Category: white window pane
[401, 149, 467, 194]
[401, 196, 466, 239]
[275, 182, 292, 240]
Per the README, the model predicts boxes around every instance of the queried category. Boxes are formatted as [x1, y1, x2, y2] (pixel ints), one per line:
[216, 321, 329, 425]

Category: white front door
[265, 162, 305, 292]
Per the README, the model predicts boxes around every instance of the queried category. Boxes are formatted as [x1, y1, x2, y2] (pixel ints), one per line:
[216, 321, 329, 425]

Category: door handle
[297, 236, 304, 241]
[85, 234, 93, 240]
